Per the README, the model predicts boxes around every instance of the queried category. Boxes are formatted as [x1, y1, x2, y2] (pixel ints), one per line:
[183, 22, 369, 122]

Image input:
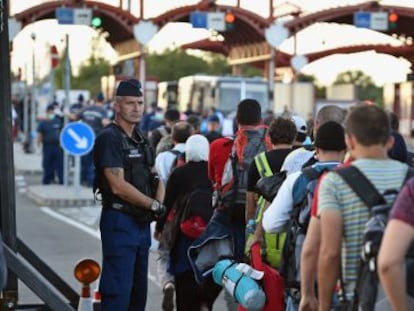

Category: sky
[8, 0, 414, 86]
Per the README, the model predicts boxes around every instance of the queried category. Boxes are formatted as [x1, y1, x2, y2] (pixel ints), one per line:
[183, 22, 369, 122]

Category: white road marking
[40, 206, 160, 286]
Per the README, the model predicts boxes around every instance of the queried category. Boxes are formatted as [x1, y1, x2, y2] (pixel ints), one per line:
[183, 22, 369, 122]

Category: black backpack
[336, 165, 414, 311]
[280, 166, 330, 291]
[219, 130, 269, 222]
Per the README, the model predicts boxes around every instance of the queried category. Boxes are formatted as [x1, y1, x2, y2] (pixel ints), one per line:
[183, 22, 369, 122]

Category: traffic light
[91, 16, 102, 28]
[388, 12, 398, 30]
[225, 11, 235, 31]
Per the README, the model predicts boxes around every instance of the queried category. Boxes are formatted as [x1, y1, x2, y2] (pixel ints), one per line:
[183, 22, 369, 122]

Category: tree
[53, 31, 111, 97]
[147, 49, 229, 80]
[333, 70, 383, 106]
[297, 73, 326, 98]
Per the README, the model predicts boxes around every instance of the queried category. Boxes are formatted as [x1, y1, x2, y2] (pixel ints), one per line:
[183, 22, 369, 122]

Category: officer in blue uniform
[93, 79, 166, 311]
[37, 104, 63, 184]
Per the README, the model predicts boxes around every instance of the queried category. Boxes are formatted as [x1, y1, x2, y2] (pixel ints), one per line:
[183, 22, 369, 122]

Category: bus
[176, 75, 270, 116]
[157, 81, 178, 110]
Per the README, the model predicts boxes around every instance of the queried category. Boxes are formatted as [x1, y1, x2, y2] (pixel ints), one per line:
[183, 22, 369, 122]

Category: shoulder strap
[335, 165, 386, 208]
[302, 166, 324, 181]
[254, 152, 272, 178]
[168, 149, 181, 157]
[157, 126, 168, 137]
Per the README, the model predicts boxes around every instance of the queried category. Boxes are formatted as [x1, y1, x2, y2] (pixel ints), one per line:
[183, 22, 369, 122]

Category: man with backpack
[155, 121, 193, 186]
[149, 108, 180, 153]
[209, 98, 271, 260]
[281, 105, 347, 174]
[317, 105, 411, 311]
[245, 117, 297, 268]
[262, 121, 346, 310]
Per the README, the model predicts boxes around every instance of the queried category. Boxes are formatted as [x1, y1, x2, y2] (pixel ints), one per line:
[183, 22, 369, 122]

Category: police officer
[36, 104, 63, 184]
[77, 91, 110, 186]
[93, 79, 166, 311]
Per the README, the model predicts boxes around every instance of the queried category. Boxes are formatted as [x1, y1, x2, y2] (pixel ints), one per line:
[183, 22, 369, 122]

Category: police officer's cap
[116, 79, 143, 97]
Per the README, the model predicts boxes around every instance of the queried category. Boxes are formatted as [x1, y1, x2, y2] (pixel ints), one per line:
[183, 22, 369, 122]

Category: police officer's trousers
[99, 208, 151, 311]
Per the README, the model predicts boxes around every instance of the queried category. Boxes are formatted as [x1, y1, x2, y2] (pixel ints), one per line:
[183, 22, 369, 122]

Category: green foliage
[147, 49, 234, 80]
[53, 32, 110, 96]
[333, 70, 383, 106]
[297, 73, 326, 98]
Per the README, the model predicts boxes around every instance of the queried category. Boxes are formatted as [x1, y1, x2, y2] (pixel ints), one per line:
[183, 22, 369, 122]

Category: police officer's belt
[103, 201, 149, 218]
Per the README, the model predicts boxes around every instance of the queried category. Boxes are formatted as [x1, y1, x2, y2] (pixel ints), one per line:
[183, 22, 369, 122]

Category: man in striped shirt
[317, 105, 410, 311]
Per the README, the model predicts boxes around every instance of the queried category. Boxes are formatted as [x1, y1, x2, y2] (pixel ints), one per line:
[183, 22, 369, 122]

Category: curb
[26, 185, 95, 207]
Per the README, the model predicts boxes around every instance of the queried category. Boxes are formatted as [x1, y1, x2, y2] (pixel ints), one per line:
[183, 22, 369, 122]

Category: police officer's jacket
[93, 123, 155, 223]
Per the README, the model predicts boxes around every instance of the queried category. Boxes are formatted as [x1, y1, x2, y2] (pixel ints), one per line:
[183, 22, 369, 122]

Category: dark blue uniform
[93, 123, 154, 311]
[37, 116, 63, 184]
[78, 105, 108, 186]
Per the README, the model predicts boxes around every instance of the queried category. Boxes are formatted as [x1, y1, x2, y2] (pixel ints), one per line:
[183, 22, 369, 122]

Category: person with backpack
[262, 121, 346, 310]
[156, 135, 221, 311]
[245, 117, 297, 267]
[155, 121, 193, 186]
[149, 108, 180, 153]
[378, 177, 414, 311]
[154, 120, 193, 310]
[281, 105, 347, 174]
[209, 98, 271, 260]
[317, 105, 411, 311]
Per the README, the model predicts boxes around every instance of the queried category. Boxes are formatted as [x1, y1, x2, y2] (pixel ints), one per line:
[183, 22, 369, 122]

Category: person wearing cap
[281, 106, 347, 174]
[93, 79, 166, 311]
[262, 121, 346, 234]
[36, 104, 64, 184]
[76, 91, 110, 187]
[204, 114, 223, 143]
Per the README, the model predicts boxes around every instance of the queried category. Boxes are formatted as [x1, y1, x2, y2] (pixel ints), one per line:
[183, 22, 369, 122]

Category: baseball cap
[116, 79, 143, 97]
[291, 115, 308, 134]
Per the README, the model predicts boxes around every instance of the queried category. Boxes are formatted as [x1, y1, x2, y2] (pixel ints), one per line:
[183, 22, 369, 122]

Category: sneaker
[162, 282, 175, 311]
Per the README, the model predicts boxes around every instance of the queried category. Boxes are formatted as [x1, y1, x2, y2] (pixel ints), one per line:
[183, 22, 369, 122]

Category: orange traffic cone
[74, 259, 101, 311]
[77, 284, 93, 311]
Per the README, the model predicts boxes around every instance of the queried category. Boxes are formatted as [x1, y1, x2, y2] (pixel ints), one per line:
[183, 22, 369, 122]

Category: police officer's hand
[150, 199, 166, 219]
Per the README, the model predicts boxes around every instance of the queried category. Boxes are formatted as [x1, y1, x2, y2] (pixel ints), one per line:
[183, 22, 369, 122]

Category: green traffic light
[91, 17, 102, 28]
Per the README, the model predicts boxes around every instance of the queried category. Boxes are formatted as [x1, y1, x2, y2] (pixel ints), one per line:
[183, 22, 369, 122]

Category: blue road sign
[354, 11, 371, 28]
[56, 8, 74, 25]
[190, 11, 207, 28]
[60, 122, 95, 156]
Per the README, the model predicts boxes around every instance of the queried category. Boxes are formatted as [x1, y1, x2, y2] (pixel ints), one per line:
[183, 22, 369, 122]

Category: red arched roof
[152, 4, 269, 45]
[14, 1, 270, 46]
[14, 0, 139, 45]
[285, 1, 414, 38]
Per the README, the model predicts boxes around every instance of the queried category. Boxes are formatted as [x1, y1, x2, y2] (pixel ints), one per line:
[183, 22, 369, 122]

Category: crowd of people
[32, 77, 414, 311]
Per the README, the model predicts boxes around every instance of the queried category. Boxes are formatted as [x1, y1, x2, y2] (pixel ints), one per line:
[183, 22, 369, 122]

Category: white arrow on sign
[133, 21, 158, 45]
[68, 128, 88, 149]
[264, 21, 289, 49]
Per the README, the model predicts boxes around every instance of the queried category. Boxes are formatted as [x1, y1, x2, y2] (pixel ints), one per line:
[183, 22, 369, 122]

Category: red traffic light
[388, 13, 398, 23]
[225, 12, 235, 24]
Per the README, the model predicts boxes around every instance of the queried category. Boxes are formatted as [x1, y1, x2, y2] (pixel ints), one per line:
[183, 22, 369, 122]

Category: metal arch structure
[284, 1, 414, 36]
[14, 0, 139, 45]
[151, 3, 269, 46]
[13, 1, 270, 47]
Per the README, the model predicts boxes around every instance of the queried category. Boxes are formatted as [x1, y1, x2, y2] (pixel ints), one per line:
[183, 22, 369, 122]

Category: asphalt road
[13, 174, 228, 310]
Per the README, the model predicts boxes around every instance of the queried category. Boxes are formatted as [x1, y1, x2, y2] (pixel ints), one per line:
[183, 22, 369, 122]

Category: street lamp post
[27, 32, 36, 154]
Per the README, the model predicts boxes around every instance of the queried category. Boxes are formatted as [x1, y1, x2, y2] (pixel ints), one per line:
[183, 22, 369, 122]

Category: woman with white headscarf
[156, 134, 221, 311]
